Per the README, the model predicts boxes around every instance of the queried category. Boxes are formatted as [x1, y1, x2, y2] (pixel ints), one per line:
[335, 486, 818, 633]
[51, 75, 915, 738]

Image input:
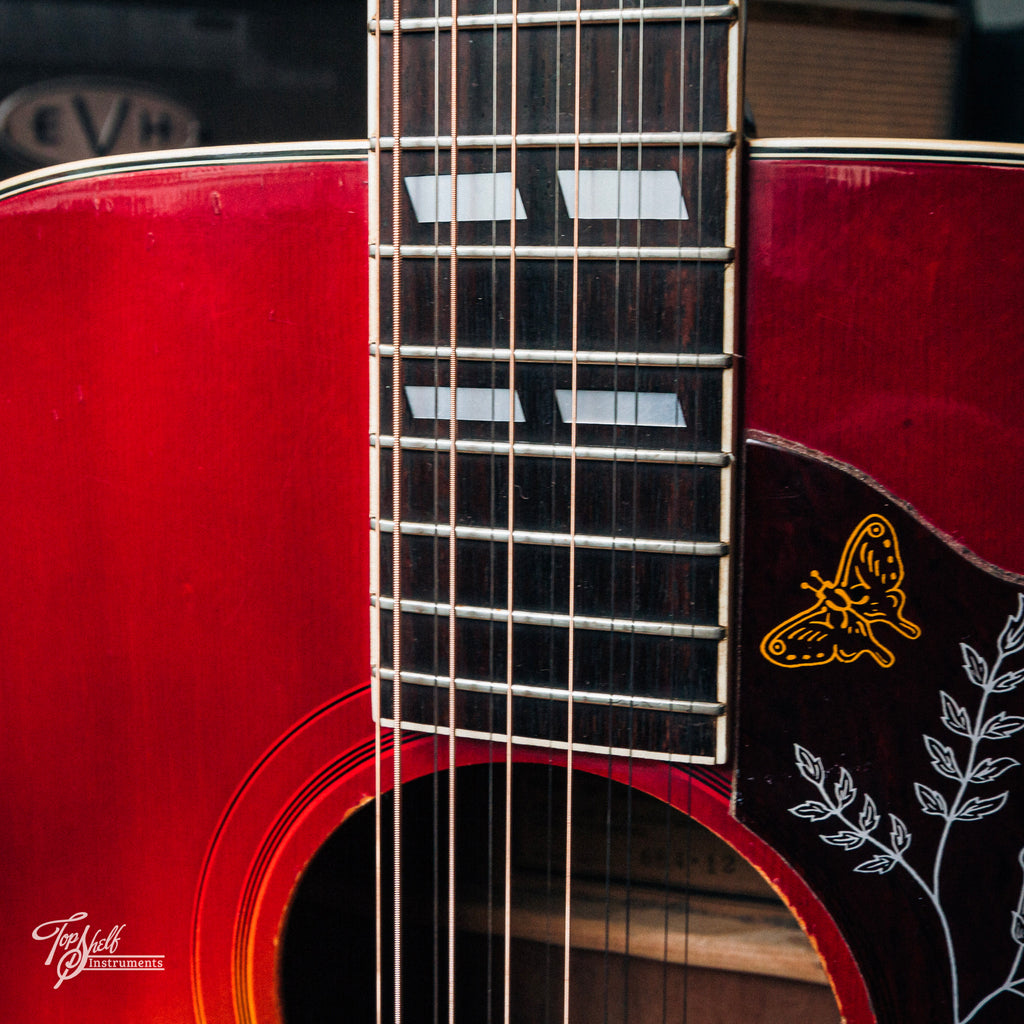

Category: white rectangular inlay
[557, 169, 689, 221]
[555, 389, 686, 427]
[404, 173, 528, 223]
[405, 386, 527, 422]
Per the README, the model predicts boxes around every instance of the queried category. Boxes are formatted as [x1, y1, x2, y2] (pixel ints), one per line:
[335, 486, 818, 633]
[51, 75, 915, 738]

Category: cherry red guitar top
[1, 135, 1023, 1024]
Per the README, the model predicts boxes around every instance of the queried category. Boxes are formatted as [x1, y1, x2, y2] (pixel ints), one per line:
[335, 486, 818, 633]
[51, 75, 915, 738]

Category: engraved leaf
[889, 814, 912, 853]
[915, 782, 950, 817]
[981, 712, 1024, 740]
[992, 668, 1024, 693]
[998, 594, 1024, 657]
[858, 795, 879, 834]
[961, 643, 989, 688]
[970, 757, 1020, 783]
[1012, 911, 1024, 946]
[833, 767, 856, 809]
[794, 745, 825, 785]
[790, 800, 832, 822]
[854, 854, 897, 875]
[955, 792, 1009, 821]
[820, 831, 866, 850]
[940, 691, 973, 738]
[924, 735, 963, 781]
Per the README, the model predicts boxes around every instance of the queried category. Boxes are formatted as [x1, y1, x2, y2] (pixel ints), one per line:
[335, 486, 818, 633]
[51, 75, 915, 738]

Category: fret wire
[374, 244, 734, 260]
[379, 720, 721, 766]
[379, 669, 725, 717]
[373, 5, 737, 33]
[374, 344, 733, 368]
[375, 519, 728, 557]
[375, 435, 731, 466]
[379, 131, 735, 148]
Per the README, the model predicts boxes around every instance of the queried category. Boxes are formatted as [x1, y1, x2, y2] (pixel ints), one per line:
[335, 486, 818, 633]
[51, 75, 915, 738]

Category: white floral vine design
[790, 595, 1024, 1023]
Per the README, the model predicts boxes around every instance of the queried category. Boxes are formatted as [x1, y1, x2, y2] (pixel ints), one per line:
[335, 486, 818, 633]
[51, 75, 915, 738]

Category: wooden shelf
[458, 876, 830, 987]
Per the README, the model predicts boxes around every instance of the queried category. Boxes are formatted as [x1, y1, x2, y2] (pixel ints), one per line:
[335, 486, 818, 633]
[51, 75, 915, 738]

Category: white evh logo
[0, 78, 200, 166]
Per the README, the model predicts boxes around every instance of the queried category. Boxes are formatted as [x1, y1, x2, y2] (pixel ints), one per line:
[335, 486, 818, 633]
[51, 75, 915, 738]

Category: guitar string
[677, 5, 693, 1020]
[623, 5, 645, 1020]
[563, 1, 583, 1022]
[483, 0, 500, 1018]
[377, 3, 734, 1019]
[373, 0, 385, 1019]
[447, 0, 460, 1019]
[550, 8, 564, 1018]
[432, 0, 443, 1015]
[483, 6, 499, 1021]
[603, 7, 627, 1019]
[535, 11, 560, 1020]
[504, 0, 520, 1021]
[482, 5, 499, 1024]
[389, 0, 406, 1017]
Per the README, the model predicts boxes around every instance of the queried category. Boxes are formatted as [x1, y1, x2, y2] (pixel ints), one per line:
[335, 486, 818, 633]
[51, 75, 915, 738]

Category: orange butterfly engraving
[760, 513, 921, 669]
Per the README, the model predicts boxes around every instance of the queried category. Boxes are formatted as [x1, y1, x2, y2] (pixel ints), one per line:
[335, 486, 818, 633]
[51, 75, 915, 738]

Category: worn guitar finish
[0, 148, 371, 1024]
[2, 21, 1024, 1024]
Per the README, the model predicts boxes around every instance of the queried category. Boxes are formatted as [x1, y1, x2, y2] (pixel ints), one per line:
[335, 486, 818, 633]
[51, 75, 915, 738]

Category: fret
[383, 538, 722, 625]
[374, 244, 732, 260]
[375, 435, 731, 466]
[381, 259, 728, 356]
[372, 344, 733, 369]
[374, 596, 725, 641]
[379, 130, 735, 149]
[378, 669, 726, 717]
[389, 359, 726, 445]
[380, 150, 728, 246]
[374, 518, 728, 557]
[380, 610, 722, 687]
[379, 20, 731, 138]
[381, 454, 725, 547]
[380, 684, 721, 763]
[374, 6, 737, 33]
[376, 713, 720, 766]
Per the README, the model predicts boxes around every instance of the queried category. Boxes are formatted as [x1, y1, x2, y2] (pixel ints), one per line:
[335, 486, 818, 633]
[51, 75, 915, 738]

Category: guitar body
[2, 138, 1023, 1024]
[0, 147, 372, 1023]
[738, 141, 1024, 1024]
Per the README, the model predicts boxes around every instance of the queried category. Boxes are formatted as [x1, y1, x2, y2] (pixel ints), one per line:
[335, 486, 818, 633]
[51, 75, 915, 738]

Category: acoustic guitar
[1, 2, 1023, 1022]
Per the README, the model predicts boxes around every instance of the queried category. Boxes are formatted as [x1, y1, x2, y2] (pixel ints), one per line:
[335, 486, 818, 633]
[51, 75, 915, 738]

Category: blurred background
[0, 0, 1020, 181]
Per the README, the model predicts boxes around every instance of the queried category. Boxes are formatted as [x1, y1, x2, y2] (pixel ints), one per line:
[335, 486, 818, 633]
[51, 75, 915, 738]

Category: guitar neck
[370, 0, 743, 763]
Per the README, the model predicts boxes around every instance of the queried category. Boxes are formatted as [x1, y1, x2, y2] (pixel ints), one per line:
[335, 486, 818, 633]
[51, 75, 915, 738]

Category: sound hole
[280, 765, 841, 1023]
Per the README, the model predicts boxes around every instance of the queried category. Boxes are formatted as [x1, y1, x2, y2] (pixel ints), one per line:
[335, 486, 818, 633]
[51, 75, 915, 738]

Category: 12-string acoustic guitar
[2, 2, 1024, 1022]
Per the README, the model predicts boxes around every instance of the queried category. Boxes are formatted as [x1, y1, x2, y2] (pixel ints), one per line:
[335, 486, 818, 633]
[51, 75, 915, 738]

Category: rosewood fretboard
[370, 0, 741, 763]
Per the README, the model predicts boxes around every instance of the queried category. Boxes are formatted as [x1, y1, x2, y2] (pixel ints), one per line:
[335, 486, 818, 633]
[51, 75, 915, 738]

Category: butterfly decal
[760, 513, 921, 669]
